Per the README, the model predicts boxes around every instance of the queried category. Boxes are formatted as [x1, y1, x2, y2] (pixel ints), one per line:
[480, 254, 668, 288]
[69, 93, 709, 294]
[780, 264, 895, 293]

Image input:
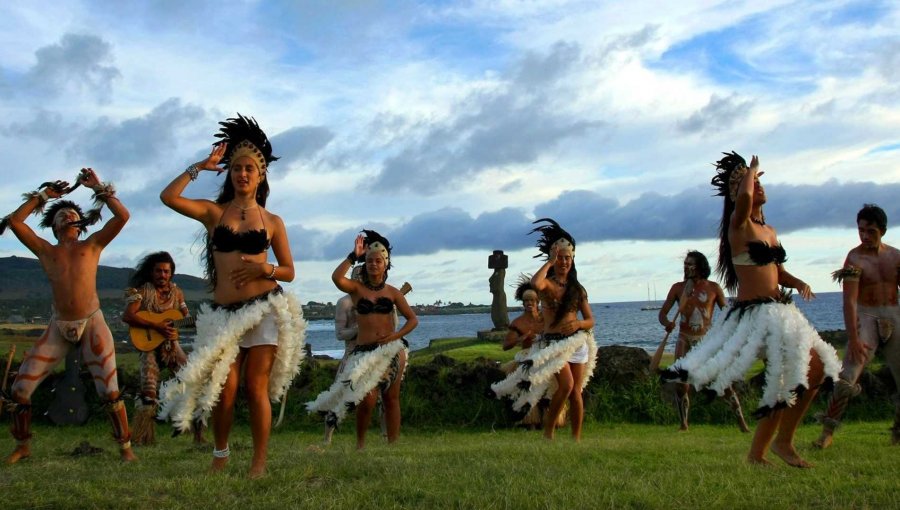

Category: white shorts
[568, 340, 589, 364]
[238, 314, 279, 348]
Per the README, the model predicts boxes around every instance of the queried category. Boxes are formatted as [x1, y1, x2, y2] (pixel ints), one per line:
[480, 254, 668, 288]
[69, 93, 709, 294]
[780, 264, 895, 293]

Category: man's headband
[230, 140, 268, 174]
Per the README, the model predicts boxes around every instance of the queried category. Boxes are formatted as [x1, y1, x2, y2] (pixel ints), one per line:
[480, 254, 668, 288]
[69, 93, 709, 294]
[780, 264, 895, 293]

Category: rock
[594, 345, 651, 386]
[477, 329, 507, 342]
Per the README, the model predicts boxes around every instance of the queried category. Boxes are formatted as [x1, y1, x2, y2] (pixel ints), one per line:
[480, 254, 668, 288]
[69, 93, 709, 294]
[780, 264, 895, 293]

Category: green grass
[2, 421, 899, 509]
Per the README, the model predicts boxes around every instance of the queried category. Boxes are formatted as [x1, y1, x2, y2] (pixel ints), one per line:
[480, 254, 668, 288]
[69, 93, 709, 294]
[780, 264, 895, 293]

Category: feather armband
[831, 266, 862, 284]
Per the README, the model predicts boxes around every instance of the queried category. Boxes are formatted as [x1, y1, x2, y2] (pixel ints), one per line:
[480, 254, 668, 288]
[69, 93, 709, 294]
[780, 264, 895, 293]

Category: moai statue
[488, 250, 509, 331]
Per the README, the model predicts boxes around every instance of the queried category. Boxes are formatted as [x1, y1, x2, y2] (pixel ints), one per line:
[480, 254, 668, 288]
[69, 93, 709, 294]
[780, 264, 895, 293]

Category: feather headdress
[359, 229, 392, 268]
[214, 114, 278, 173]
[710, 151, 749, 202]
[529, 218, 575, 259]
[513, 273, 536, 301]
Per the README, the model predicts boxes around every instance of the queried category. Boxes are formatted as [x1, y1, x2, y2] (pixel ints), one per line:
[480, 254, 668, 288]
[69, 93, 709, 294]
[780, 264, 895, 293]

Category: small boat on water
[641, 283, 661, 311]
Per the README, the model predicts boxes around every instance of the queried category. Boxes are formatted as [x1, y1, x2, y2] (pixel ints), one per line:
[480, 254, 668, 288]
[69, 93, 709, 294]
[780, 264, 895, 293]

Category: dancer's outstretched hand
[353, 234, 366, 259]
[197, 143, 227, 172]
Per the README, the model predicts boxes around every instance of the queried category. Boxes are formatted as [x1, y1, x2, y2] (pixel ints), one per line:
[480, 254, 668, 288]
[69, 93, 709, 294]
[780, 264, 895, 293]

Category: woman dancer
[492, 219, 597, 441]
[662, 152, 840, 467]
[158, 115, 306, 478]
[501, 276, 547, 428]
[306, 230, 418, 449]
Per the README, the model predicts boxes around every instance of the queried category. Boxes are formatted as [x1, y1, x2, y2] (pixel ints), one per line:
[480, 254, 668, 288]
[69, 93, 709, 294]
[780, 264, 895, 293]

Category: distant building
[6, 314, 26, 324]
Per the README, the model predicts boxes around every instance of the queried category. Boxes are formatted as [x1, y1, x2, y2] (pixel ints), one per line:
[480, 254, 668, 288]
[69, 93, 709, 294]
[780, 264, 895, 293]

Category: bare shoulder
[883, 244, 900, 261]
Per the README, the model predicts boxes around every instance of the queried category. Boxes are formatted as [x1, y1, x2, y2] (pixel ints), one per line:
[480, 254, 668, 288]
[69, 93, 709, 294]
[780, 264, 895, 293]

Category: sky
[0, 0, 898, 306]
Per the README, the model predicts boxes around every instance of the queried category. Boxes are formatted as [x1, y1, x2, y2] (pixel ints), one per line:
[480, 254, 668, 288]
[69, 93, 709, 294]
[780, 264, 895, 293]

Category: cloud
[370, 42, 603, 193]
[677, 94, 754, 134]
[285, 179, 900, 261]
[0, 109, 74, 140]
[270, 126, 335, 167]
[69, 98, 208, 177]
[25, 34, 121, 103]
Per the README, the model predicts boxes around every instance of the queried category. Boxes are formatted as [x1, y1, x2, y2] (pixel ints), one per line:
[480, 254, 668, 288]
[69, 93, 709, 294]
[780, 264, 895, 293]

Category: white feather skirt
[667, 301, 840, 412]
[491, 329, 598, 412]
[305, 339, 409, 425]
[158, 291, 307, 432]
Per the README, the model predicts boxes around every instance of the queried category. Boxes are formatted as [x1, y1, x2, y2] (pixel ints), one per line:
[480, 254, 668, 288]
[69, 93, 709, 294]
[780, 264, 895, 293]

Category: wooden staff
[649, 313, 678, 372]
[0, 345, 16, 418]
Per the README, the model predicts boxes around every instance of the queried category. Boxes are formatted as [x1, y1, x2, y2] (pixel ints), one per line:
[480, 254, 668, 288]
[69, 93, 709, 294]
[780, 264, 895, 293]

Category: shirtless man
[122, 251, 204, 446]
[814, 204, 900, 448]
[2, 169, 135, 463]
[659, 251, 749, 432]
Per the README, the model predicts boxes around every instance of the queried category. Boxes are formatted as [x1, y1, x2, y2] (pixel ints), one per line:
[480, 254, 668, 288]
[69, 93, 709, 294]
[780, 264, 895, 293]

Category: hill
[0, 255, 209, 300]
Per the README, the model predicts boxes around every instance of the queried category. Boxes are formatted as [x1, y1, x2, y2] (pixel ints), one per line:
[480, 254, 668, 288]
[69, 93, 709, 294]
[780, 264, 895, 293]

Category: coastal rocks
[594, 346, 651, 386]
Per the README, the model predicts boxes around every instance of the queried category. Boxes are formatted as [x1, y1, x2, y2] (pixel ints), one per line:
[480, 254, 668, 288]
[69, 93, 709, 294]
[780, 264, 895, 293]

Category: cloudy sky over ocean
[0, 1, 898, 305]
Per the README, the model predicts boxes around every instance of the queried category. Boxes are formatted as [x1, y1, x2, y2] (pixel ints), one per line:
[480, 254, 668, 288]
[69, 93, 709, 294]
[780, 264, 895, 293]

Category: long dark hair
[685, 250, 711, 279]
[710, 151, 747, 293]
[201, 115, 277, 288]
[130, 251, 175, 288]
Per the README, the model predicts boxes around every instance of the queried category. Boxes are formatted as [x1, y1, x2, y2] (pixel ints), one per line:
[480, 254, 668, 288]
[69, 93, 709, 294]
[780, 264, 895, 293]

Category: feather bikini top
[356, 297, 394, 315]
[211, 204, 270, 255]
[732, 241, 787, 266]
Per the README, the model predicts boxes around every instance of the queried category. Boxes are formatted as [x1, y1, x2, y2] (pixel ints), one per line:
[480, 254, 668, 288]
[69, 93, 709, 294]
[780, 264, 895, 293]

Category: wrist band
[185, 164, 200, 181]
[347, 251, 357, 264]
[38, 189, 50, 202]
[91, 182, 116, 201]
[267, 264, 277, 280]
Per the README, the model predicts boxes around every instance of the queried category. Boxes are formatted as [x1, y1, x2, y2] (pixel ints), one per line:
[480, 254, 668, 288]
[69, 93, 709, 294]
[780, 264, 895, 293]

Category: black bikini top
[211, 204, 270, 255]
[356, 297, 394, 315]
[732, 241, 787, 266]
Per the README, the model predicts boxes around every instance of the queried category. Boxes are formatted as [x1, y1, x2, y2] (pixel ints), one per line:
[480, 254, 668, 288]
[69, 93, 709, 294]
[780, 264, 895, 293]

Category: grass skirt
[305, 339, 409, 425]
[491, 329, 598, 413]
[664, 300, 840, 414]
[158, 291, 307, 432]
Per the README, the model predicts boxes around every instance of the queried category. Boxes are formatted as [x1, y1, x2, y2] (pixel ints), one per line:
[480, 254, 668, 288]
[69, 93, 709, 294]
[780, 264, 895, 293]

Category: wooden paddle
[0, 345, 15, 418]
[649, 312, 678, 372]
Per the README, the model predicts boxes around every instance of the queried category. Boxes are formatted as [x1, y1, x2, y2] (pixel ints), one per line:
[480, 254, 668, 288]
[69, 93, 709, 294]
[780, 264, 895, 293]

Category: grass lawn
[2, 421, 898, 509]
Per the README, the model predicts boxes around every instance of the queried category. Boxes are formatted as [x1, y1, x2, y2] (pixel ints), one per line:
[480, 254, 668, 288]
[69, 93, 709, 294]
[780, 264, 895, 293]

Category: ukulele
[128, 310, 196, 352]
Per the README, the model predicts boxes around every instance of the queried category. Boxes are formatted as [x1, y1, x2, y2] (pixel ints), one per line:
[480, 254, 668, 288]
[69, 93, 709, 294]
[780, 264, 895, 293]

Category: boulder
[594, 345, 651, 386]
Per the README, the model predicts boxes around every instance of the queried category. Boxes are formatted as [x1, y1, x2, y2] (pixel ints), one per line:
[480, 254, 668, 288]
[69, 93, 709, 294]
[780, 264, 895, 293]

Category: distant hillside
[0, 256, 209, 300]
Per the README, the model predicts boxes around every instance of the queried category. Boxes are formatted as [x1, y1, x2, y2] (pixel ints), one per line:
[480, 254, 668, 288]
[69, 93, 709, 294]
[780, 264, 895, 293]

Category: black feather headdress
[214, 114, 278, 172]
[529, 218, 575, 259]
[513, 273, 536, 301]
[710, 151, 748, 202]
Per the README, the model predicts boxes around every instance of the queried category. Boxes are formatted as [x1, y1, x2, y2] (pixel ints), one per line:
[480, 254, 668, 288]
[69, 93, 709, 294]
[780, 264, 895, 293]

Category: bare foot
[770, 443, 813, 468]
[891, 428, 899, 446]
[812, 432, 833, 449]
[209, 456, 228, 473]
[120, 447, 138, 462]
[678, 424, 689, 432]
[5, 444, 31, 464]
[746, 455, 774, 467]
[248, 464, 266, 480]
[737, 421, 751, 434]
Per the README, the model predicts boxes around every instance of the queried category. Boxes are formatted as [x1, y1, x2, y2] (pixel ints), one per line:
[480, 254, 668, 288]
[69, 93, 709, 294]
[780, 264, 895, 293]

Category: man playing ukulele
[123, 251, 204, 445]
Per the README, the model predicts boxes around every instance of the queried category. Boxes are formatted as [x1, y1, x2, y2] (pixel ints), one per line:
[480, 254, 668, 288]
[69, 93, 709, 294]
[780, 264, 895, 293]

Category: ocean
[307, 291, 845, 358]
